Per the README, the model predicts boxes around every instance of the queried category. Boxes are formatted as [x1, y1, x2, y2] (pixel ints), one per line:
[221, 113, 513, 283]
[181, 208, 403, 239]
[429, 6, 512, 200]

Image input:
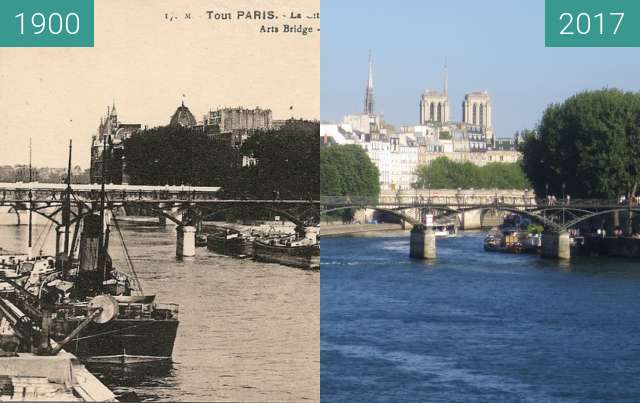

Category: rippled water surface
[321, 231, 640, 402]
[1, 220, 319, 401]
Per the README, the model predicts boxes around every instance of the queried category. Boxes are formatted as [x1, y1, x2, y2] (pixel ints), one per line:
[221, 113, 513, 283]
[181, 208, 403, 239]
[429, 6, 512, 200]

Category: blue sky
[321, 0, 640, 138]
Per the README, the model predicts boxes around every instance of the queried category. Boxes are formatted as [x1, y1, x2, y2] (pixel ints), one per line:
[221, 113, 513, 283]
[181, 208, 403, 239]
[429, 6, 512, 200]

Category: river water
[0, 220, 319, 402]
[321, 231, 640, 402]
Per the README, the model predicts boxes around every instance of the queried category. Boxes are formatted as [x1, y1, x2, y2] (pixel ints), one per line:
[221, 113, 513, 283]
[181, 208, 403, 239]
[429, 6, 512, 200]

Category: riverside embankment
[321, 223, 405, 237]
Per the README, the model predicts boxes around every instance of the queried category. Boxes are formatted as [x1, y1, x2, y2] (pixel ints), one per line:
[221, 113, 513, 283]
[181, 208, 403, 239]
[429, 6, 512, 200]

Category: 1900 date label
[0, 0, 94, 47]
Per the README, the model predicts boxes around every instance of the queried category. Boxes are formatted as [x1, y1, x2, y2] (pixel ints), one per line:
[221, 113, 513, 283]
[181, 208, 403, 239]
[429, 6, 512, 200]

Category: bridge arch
[321, 206, 420, 226]
[198, 204, 314, 228]
[322, 204, 563, 231]
[563, 208, 640, 230]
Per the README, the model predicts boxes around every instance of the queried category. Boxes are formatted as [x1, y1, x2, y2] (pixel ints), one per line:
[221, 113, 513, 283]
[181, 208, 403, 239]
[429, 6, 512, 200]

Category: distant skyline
[321, 0, 640, 137]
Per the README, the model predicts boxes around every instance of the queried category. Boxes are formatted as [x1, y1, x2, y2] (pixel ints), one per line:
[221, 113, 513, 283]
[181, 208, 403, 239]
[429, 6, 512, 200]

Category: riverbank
[321, 223, 405, 237]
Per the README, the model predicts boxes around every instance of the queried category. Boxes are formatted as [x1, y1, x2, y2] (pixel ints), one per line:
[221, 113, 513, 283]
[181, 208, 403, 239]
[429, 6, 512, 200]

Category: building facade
[203, 107, 272, 133]
[90, 104, 141, 184]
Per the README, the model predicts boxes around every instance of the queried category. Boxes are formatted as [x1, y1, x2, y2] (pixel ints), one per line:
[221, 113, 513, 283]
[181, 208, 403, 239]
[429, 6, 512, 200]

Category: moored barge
[253, 238, 320, 270]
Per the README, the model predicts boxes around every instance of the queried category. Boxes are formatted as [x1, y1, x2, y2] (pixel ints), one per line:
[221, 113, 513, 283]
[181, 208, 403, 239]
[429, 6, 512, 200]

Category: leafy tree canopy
[519, 89, 640, 199]
[414, 157, 530, 190]
[239, 120, 319, 199]
[124, 126, 238, 187]
[320, 145, 380, 197]
[124, 120, 319, 200]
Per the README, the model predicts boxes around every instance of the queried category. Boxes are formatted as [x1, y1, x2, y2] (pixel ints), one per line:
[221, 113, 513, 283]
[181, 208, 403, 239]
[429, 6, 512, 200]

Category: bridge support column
[410, 225, 436, 260]
[176, 226, 196, 258]
[541, 231, 570, 260]
[55, 226, 62, 256]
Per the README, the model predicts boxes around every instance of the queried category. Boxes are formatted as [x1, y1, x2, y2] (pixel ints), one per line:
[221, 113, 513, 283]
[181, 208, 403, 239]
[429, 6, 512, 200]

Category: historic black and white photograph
[0, 0, 319, 401]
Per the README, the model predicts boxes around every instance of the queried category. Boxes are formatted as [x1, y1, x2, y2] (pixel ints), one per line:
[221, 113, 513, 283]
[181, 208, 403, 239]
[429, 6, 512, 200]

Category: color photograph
[320, 1, 640, 402]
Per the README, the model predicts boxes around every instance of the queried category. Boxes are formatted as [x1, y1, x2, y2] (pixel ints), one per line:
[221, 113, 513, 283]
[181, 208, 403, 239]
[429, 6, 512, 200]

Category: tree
[320, 145, 380, 197]
[519, 89, 640, 199]
[414, 157, 529, 189]
[239, 120, 319, 199]
[124, 126, 238, 186]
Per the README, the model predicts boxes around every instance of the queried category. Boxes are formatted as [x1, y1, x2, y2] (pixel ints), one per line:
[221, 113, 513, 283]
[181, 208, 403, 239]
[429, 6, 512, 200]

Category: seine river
[0, 219, 319, 402]
[321, 231, 640, 402]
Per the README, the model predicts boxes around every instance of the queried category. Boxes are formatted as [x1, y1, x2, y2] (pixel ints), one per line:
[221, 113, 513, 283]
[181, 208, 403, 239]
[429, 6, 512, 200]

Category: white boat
[433, 223, 457, 238]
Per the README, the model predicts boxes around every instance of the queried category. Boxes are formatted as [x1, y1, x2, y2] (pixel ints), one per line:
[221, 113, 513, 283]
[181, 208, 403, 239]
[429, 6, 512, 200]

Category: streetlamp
[562, 183, 566, 225]
[545, 183, 549, 201]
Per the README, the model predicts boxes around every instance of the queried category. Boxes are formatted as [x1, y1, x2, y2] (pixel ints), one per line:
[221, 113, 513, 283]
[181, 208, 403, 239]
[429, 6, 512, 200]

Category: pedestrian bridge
[321, 194, 640, 260]
[0, 182, 319, 258]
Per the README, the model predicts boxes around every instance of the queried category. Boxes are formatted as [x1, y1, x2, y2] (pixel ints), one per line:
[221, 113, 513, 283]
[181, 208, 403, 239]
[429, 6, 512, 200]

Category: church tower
[364, 51, 375, 116]
[419, 61, 450, 125]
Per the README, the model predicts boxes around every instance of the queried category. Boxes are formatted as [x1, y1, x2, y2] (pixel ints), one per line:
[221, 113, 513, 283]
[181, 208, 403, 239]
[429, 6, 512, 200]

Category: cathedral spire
[364, 50, 375, 115]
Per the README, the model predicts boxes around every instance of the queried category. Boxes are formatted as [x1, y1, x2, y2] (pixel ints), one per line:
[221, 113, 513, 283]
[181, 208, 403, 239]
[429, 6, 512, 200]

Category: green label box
[546, 0, 640, 47]
[0, 0, 94, 47]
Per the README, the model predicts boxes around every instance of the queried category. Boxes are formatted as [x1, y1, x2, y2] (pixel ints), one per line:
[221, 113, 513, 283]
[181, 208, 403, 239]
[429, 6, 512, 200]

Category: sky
[0, 0, 319, 169]
[321, 0, 640, 137]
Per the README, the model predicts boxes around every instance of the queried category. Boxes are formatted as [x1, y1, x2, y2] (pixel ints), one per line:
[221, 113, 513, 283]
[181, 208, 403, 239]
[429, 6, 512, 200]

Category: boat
[2, 139, 180, 364]
[433, 222, 457, 238]
[206, 227, 255, 258]
[483, 227, 539, 254]
[253, 236, 320, 270]
[195, 233, 208, 247]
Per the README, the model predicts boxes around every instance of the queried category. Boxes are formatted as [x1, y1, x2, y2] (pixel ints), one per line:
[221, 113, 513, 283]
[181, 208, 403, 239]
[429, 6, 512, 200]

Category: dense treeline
[124, 120, 319, 199]
[237, 120, 319, 199]
[414, 157, 530, 190]
[320, 145, 380, 197]
[519, 89, 640, 199]
[124, 126, 239, 186]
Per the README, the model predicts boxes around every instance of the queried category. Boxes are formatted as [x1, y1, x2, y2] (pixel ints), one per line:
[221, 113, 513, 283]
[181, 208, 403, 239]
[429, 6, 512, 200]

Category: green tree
[414, 157, 529, 189]
[520, 89, 640, 199]
[320, 145, 380, 197]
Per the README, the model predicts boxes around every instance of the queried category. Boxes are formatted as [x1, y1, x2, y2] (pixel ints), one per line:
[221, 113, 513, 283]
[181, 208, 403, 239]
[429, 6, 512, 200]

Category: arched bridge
[320, 195, 640, 233]
[1, 184, 319, 227]
[0, 183, 319, 258]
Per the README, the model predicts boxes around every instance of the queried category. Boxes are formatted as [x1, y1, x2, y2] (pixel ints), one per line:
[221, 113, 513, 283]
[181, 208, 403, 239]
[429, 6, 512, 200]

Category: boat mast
[96, 135, 107, 283]
[28, 137, 33, 258]
[63, 140, 72, 261]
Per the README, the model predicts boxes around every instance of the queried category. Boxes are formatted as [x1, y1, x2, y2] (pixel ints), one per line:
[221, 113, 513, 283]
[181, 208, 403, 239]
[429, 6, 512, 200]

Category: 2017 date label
[546, 0, 640, 47]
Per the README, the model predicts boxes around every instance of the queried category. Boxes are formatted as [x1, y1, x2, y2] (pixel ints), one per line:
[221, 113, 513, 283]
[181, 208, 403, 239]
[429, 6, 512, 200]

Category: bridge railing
[320, 195, 634, 209]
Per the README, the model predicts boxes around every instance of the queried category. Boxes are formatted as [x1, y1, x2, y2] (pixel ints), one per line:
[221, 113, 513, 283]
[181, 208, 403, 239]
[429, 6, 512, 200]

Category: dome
[170, 101, 197, 128]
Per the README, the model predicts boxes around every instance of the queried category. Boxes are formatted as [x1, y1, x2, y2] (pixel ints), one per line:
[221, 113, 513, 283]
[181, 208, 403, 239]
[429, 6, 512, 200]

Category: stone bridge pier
[541, 231, 571, 260]
[176, 225, 196, 258]
[409, 225, 436, 260]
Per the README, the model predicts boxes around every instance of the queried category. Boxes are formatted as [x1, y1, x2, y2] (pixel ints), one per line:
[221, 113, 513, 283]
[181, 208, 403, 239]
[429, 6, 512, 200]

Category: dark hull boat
[3, 140, 179, 365]
[195, 234, 208, 247]
[51, 317, 179, 364]
[253, 239, 319, 270]
[207, 229, 254, 258]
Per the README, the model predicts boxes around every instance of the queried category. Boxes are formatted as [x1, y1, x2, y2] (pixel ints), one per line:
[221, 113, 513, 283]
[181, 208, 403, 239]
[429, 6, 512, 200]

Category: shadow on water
[87, 362, 176, 401]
